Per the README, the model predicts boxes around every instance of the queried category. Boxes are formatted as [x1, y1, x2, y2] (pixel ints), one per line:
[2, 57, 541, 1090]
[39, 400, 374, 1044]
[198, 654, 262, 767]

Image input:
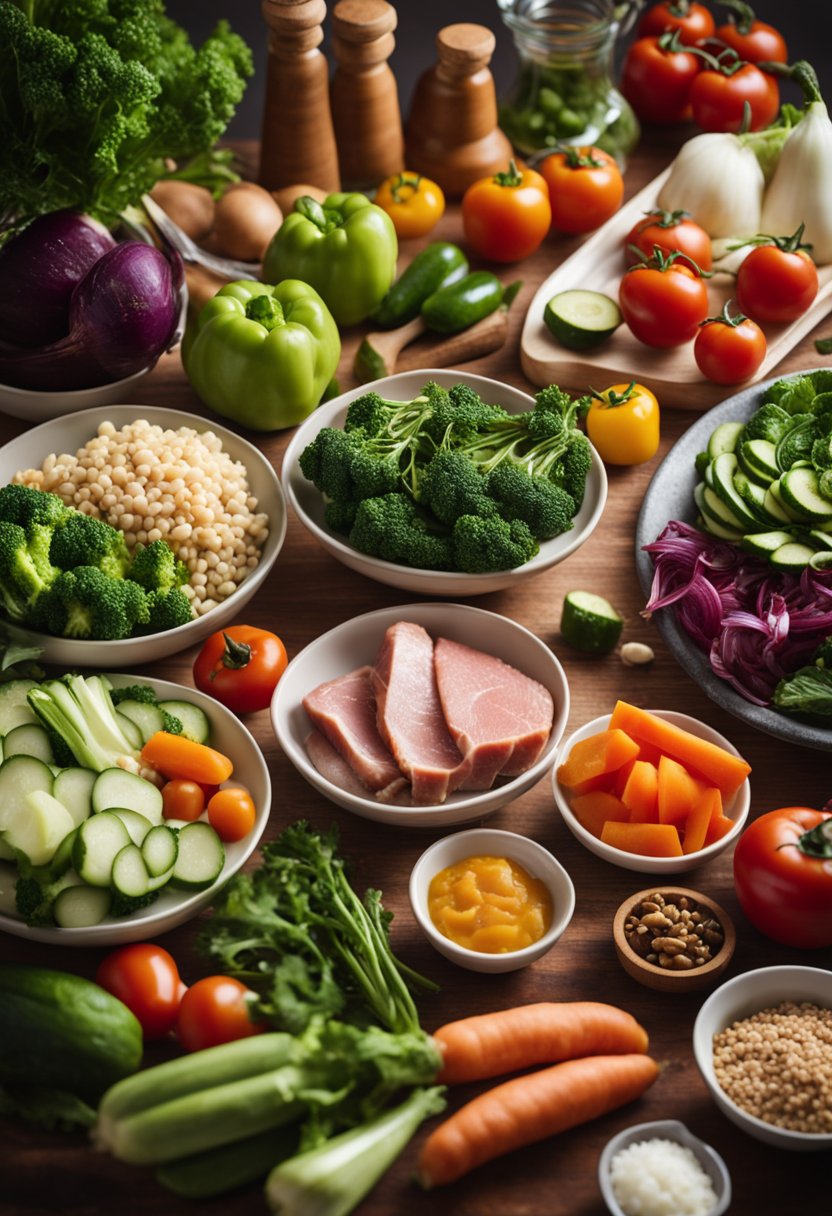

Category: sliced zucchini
[711, 453, 761, 530]
[762, 486, 792, 525]
[52, 768, 96, 828]
[704, 461, 715, 489]
[111, 809, 154, 846]
[768, 479, 808, 522]
[697, 513, 744, 542]
[116, 712, 144, 752]
[543, 290, 621, 350]
[147, 865, 175, 892]
[707, 422, 744, 462]
[141, 825, 179, 878]
[778, 468, 832, 522]
[92, 769, 163, 823]
[158, 701, 211, 745]
[738, 439, 778, 484]
[3, 791, 75, 868]
[73, 812, 130, 887]
[171, 822, 224, 891]
[702, 483, 746, 530]
[0, 680, 38, 734]
[809, 550, 832, 571]
[769, 542, 815, 571]
[117, 700, 165, 745]
[559, 590, 623, 655]
[111, 845, 151, 899]
[741, 530, 796, 556]
[2, 723, 53, 765]
[43, 828, 78, 879]
[53, 885, 110, 929]
[809, 529, 832, 550]
[694, 451, 711, 477]
[0, 755, 53, 832]
[732, 470, 777, 525]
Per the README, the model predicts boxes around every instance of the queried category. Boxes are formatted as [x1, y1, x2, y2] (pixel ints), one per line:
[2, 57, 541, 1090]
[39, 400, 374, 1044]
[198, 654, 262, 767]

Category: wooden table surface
[2, 135, 830, 1215]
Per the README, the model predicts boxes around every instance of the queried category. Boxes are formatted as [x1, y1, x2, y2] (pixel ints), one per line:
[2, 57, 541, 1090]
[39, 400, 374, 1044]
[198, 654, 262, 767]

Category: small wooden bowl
[612, 886, 736, 994]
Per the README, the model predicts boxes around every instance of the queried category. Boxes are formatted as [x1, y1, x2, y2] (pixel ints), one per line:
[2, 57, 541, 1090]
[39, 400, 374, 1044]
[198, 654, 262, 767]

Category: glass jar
[497, 0, 642, 166]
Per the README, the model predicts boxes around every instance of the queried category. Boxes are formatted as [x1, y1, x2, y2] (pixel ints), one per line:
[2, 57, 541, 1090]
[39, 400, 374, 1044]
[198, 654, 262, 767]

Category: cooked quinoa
[14, 419, 269, 616]
[713, 1000, 832, 1134]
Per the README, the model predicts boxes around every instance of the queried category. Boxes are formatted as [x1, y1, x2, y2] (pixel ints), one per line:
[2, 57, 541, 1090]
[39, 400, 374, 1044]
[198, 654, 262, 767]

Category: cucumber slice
[704, 462, 715, 489]
[147, 865, 175, 892]
[111, 845, 151, 899]
[53, 885, 110, 929]
[142, 825, 179, 878]
[117, 701, 165, 745]
[52, 768, 96, 828]
[4, 791, 75, 868]
[2, 723, 53, 764]
[707, 422, 744, 462]
[738, 439, 778, 484]
[73, 812, 130, 887]
[560, 590, 623, 654]
[711, 453, 760, 530]
[43, 828, 78, 880]
[809, 529, 832, 550]
[741, 530, 796, 556]
[116, 712, 144, 752]
[694, 451, 710, 477]
[111, 809, 154, 845]
[92, 769, 163, 823]
[0, 680, 38, 734]
[171, 822, 224, 891]
[770, 542, 815, 571]
[762, 486, 792, 525]
[543, 290, 621, 350]
[779, 468, 832, 521]
[697, 514, 744, 541]
[702, 484, 746, 530]
[768, 479, 808, 522]
[158, 701, 211, 745]
[732, 471, 777, 525]
[0, 755, 53, 832]
[809, 551, 832, 571]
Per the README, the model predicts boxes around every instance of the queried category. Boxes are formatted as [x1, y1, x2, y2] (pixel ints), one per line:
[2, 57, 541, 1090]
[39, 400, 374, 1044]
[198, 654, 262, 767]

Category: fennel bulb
[658, 131, 765, 238]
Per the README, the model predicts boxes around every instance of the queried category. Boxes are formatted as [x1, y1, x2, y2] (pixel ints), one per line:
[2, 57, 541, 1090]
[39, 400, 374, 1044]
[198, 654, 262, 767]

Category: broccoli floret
[742, 403, 793, 445]
[45, 727, 76, 769]
[27, 673, 139, 774]
[349, 494, 453, 570]
[558, 434, 592, 509]
[109, 683, 183, 733]
[14, 875, 68, 928]
[417, 451, 497, 527]
[323, 498, 359, 535]
[814, 637, 832, 669]
[0, 522, 56, 621]
[0, 484, 71, 532]
[299, 427, 400, 511]
[421, 383, 509, 447]
[111, 889, 160, 918]
[451, 514, 539, 574]
[41, 568, 149, 641]
[160, 710, 184, 735]
[49, 513, 130, 580]
[486, 463, 576, 540]
[136, 588, 194, 635]
[127, 540, 190, 593]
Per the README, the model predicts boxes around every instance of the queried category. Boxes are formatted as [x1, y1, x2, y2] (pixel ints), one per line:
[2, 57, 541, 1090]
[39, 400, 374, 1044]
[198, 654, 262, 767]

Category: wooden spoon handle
[396, 307, 509, 372]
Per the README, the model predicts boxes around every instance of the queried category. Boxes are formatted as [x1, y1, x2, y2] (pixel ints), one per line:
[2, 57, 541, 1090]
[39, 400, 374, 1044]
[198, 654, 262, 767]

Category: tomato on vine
[736, 225, 819, 324]
[638, 0, 714, 45]
[694, 300, 766, 384]
[539, 146, 624, 234]
[688, 47, 779, 133]
[462, 160, 551, 262]
[625, 209, 712, 270]
[714, 0, 788, 65]
[620, 31, 701, 125]
[619, 246, 710, 348]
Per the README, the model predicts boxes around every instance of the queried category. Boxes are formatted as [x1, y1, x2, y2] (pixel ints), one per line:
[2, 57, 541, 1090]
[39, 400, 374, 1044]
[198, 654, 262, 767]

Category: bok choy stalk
[265, 1087, 446, 1216]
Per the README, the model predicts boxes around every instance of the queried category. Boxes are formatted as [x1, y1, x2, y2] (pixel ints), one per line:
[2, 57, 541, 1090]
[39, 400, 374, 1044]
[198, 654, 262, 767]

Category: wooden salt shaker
[406, 23, 513, 199]
[259, 0, 340, 194]
[331, 0, 404, 190]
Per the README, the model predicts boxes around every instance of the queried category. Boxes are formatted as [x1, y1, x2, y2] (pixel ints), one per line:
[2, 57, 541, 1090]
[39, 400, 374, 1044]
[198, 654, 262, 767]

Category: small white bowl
[281, 369, 608, 596]
[599, 1119, 731, 1216]
[409, 827, 575, 973]
[271, 602, 570, 828]
[552, 710, 751, 874]
[0, 404, 286, 666]
[693, 965, 832, 1151]
[0, 672, 271, 947]
[0, 369, 152, 424]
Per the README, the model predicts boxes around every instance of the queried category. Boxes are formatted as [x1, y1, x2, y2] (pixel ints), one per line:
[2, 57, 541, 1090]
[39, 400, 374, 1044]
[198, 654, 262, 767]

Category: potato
[150, 180, 215, 242]
[212, 182, 283, 262]
[185, 264, 227, 316]
[271, 183, 328, 213]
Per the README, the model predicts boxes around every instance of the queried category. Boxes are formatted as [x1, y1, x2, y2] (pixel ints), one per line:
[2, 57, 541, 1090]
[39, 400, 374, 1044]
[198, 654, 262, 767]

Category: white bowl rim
[271, 601, 571, 818]
[408, 826, 576, 964]
[0, 367, 149, 400]
[598, 1118, 732, 1216]
[692, 964, 832, 1144]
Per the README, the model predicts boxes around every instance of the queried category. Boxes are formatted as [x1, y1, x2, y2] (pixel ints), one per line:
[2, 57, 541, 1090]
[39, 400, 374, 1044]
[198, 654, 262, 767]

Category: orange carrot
[571, 790, 629, 839]
[622, 760, 659, 824]
[683, 787, 722, 854]
[570, 772, 615, 798]
[433, 1002, 649, 1085]
[601, 820, 683, 857]
[418, 1053, 658, 1188]
[612, 757, 637, 799]
[141, 732, 233, 785]
[557, 729, 639, 790]
[657, 755, 705, 826]
[705, 811, 735, 845]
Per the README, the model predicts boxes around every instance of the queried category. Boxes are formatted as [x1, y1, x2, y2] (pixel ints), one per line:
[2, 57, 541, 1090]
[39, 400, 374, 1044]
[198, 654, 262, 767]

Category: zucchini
[707, 422, 744, 462]
[697, 514, 744, 542]
[741, 530, 796, 556]
[371, 241, 468, 328]
[2, 723, 53, 764]
[111, 808, 154, 845]
[779, 468, 832, 521]
[560, 590, 623, 654]
[73, 812, 130, 887]
[809, 529, 832, 550]
[53, 885, 111, 929]
[732, 470, 777, 525]
[3, 790, 74, 867]
[116, 700, 165, 745]
[769, 541, 815, 571]
[762, 486, 792, 525]
[701, 484, 746, 530]
[158, 701, 210, 745]
[711, 453, 760, 530]
[421, 271, 504, 335]
[738, 439, 778, 485]
[694, 451, 710, 477]
[809, 550, 832, 571]
[142, 825, 178, 878]
[171, 822, 224, 891]
[111, 845, 151, 899]
[52, 767, 96, 828]
[0, 963, 142, 1100]
[543, 290, 621, 350]
[92, 769, 163, 822]
[0, 680, 38, 734]
[0, 754, 53, 832]
[116, 712, 144, 752]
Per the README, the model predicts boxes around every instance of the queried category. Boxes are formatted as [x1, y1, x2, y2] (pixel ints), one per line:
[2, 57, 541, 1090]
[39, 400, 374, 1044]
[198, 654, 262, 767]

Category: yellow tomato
[374, 171, 445, 239]
[586, 382, 660, 466]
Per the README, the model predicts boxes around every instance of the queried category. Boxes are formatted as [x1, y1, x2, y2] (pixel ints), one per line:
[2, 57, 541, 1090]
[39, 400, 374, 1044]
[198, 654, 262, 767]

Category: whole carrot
[141, 732, 233, 785]
[418, 1053, 659, 1188]
[434, 1002, 649, 1084]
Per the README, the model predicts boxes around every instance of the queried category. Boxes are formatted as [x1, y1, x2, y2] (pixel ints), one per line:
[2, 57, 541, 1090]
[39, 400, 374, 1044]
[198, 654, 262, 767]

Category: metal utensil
[141, 194, 262, 281]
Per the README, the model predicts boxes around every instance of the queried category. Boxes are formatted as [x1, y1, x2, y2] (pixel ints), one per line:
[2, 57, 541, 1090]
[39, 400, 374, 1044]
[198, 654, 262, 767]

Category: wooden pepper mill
[259, 0, 340, 194]
[330, 0, 404, 190]
[406, 23, 513, 199]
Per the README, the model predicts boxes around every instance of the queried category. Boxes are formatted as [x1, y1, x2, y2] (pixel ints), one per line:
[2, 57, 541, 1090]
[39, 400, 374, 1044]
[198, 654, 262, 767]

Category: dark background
[167, 0, 832, 142]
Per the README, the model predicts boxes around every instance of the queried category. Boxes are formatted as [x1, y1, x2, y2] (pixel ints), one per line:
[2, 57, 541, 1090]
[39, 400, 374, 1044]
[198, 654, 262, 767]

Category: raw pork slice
[434, 637, 555, 788]
[372, 622, 469, 804]
[303, 666, 406, 797]
[305, 730, 413, 806]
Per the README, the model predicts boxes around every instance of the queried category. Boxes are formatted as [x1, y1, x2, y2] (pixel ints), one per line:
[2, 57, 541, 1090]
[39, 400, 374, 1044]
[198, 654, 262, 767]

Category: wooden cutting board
[520, 166, 832, 410]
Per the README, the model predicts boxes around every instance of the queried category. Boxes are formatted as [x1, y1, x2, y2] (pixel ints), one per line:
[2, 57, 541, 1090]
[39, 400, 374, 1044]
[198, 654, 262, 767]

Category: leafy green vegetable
[773, 665, 832, 716]
[28, 674, 140, 772]
[0, 1081, 96, 1131]
[816, 337, 832, 356]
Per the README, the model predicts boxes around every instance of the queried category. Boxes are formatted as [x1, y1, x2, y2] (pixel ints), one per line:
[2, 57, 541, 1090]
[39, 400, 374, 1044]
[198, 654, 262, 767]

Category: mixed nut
[624, 892, 724, 971]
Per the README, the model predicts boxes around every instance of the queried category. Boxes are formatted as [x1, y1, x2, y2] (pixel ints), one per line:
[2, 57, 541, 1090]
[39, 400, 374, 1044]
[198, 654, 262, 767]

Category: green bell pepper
[262, 194, 398, 327]
[182, 280, 341, 433]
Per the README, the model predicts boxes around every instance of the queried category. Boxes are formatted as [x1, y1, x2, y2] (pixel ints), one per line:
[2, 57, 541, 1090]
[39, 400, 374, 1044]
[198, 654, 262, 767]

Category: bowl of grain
[0, 405, 285, 664]
[598, 1119, 731, 1216]
[693, 965, 832, 1150]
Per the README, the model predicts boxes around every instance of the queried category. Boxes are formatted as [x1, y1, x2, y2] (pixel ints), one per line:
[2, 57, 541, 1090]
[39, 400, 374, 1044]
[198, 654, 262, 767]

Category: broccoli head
[349, 494, 453, 570]
[486, 462, 575, 540]
[14, 874, 73, 928]
[49, 513, 130, 579]
[41, 567, 150, 641]
[420, 382, 508, 446]
[111, 890, 160, 918]
[127, 540, 190, 593]
[135, 588, 194, 635]
[451, 514, 539, 574]
[299, 427, 400, 510]
[417, 451, 497, 527]
[0, 522, 56, 621]
[0, 484, 71, 532]
[556, 434, 592, 509]
[742, 403, 793, 445]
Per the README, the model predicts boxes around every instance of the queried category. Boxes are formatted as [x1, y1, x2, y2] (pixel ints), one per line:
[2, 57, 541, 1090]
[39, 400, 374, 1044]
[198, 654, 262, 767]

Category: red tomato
[619, 251, 709, 348]
[620, 36, 701, 125]
[97, 944, 185, 1040]
[193, 625, 288, 715]
[539, 146, 624, 234]
[733, 808, 832, 949]
[625, 209, 712, 271]
[162, 779, 205, 822]
[694, 301, 766, 384]
[176, 976, 265, 1052]
[207, 786, 257, 842]
[736, 233, 819, 324]
[689, 61, 779, 132]
[638, 0, 715, 45]
[715, 15, 787, 64]
[462, 161, 551, 262]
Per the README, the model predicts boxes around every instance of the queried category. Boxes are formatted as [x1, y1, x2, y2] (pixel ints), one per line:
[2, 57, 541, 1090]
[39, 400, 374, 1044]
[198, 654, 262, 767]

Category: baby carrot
[418, 1053, 658, 1188]
[141, 732, 233, 785]
[434, 1002, 649, 1085]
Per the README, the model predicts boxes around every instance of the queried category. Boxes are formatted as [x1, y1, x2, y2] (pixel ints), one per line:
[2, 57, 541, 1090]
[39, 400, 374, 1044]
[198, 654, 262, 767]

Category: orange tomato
[539, 147, 624, 235]
[207, 786, 257, 842]
[162, 779, 205, 822]
[374, 171, 445, 239]
[462, 161, 551, 263]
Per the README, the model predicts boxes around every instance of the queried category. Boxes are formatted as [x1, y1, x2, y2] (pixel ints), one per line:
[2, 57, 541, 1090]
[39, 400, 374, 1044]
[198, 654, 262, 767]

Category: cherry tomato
[462, 160, 551, 263]
[194, 625, 288, 715]
[733, 808, 832, 949]
[736, 229, 819, 324]
[586, 382, 661, 466]
[162, 778, 205, 822]
[207, 786, 257, 842]
[715, 6, 787, 65]
[539, 146, 624, 235]
[689, 59, 779, 133]
[619, 249, 709, 348]
[638, 0, 715, 45]
[374, 171, 445, 239]
[176, 976, 265, 1052]
[97, 944, 185, 1040]
[620, 35, 701, 126]
[625, 209, 712, 271]
[694, 300, 766, 384]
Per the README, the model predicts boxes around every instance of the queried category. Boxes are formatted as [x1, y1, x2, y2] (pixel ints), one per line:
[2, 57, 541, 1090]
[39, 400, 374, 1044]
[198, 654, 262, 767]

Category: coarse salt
[609, 1137, 718, 1216]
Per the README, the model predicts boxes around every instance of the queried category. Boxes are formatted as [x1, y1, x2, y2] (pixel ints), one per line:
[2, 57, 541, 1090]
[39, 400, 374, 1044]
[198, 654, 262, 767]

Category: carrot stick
[434, 1002, 649, 1085]
[141, 732, 233, 785]
[418, 1053, 659, 1188]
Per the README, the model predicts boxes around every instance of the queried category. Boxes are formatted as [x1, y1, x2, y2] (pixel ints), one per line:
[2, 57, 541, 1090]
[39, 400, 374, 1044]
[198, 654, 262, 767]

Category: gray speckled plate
[635, 370, 832, 753]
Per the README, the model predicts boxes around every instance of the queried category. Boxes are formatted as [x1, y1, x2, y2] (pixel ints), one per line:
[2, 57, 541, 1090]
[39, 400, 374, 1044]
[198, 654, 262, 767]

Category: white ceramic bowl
[271, 602, 570, 828]
[0, 370, 153, 424]
[0, 404, 286, 665]
[598, 1120, 731, 1216]
[281, 369, 608, 596]
[0, 673, 271, 947]
[693, 966, 832, 1151]
[409, 827, 575, 973]
[552, 710, 751, 874]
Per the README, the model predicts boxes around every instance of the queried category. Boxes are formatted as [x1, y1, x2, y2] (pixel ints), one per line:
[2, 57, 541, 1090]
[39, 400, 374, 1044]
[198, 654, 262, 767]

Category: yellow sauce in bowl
[428, 854, 553, 954]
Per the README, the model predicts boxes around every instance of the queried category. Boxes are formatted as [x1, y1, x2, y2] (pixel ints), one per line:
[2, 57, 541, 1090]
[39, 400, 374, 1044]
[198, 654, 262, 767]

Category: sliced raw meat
[372, 622, 469, 805]
[434, 637, 555, 788]
[303, 666, 406, 797]
[305, 730, 413, 806]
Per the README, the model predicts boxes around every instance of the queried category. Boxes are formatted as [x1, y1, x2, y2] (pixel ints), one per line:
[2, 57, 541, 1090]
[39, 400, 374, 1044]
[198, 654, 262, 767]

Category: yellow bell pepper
[586, 381, 660, 466]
